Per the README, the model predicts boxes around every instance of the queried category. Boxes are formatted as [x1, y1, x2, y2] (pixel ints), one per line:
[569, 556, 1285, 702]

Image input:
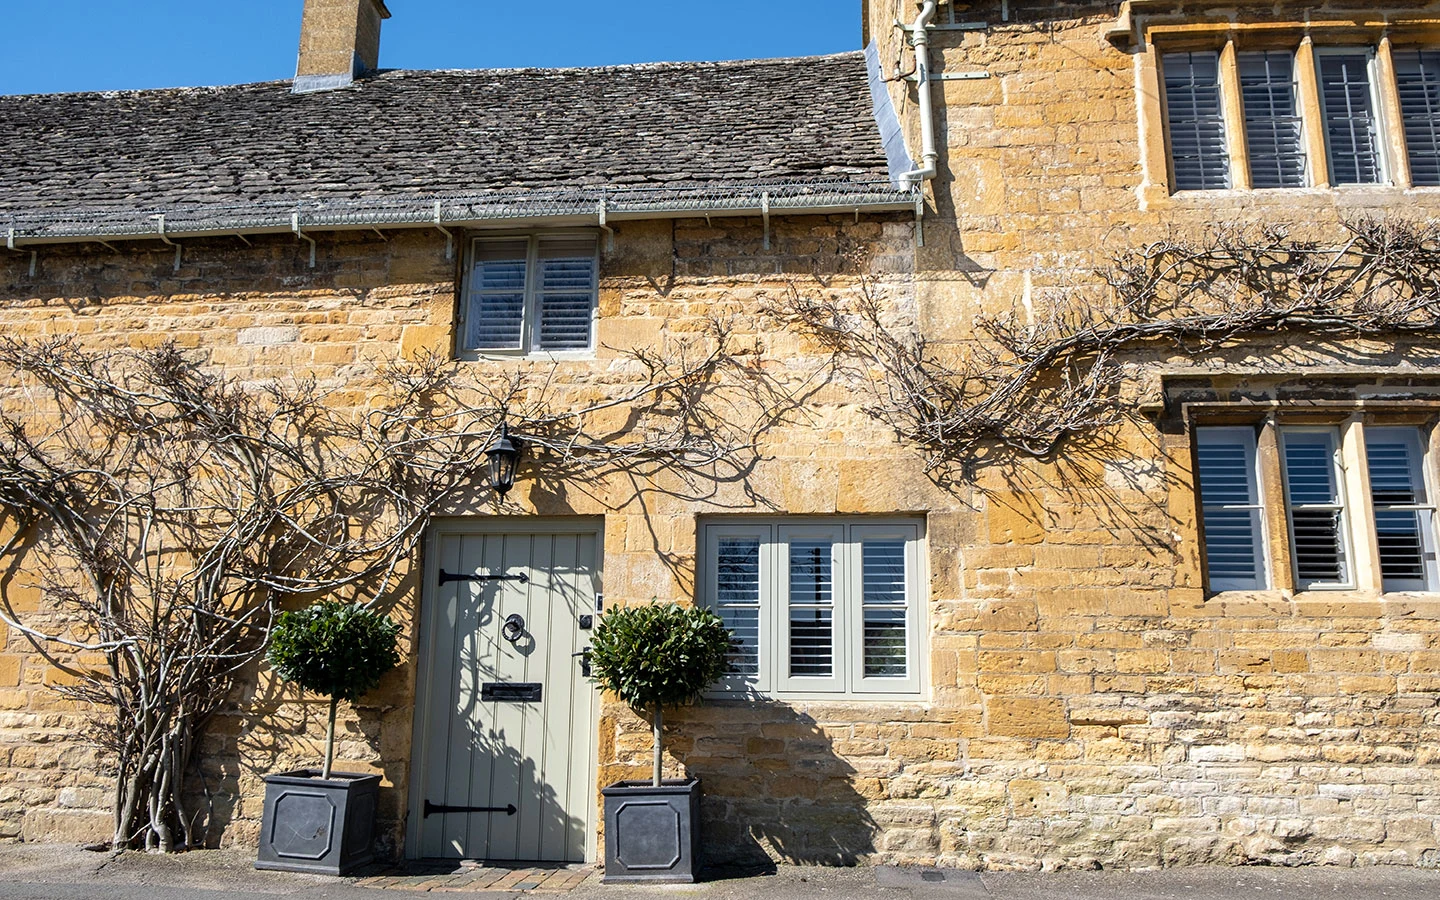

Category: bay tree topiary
[266, 601, 402, 780]
[587, 603, 731, 787]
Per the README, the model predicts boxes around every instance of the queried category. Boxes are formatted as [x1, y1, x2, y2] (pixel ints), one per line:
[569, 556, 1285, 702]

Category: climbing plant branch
[0, 321, 765, 852]
[774, 218, 1440, 472]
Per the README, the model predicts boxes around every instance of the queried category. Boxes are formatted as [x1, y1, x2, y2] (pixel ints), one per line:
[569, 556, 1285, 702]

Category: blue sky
[0, 1, 863, 95]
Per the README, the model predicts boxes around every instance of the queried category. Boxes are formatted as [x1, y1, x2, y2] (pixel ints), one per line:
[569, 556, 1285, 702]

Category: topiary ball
[587, 603, 731, 712]
[267, 601, 401, 703]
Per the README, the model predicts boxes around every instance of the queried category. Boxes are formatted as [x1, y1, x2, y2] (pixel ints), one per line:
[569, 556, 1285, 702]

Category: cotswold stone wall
[2, 1, 1439, 871]
[0, 214, 926, 854]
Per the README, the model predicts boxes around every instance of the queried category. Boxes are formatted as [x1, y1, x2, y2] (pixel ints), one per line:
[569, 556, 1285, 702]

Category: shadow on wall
[662, 702, 878, 867]
[219, 651, 410, 858]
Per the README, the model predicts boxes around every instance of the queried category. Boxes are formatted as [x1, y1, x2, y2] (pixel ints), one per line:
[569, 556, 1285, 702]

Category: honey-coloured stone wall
[2, 0, 1440, 871]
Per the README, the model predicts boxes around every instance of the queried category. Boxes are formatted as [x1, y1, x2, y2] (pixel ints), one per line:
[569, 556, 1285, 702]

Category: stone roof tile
[0, 53, 893, 222]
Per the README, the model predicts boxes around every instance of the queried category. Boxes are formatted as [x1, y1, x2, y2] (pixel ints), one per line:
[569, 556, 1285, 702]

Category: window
[1279, 427, 1353, 588]
[1195, 421, 1439, 594]
[704, 520, 923, 698]
[1238, 50, 1307, 188]
[1163, 51, 1231, 190]
[1366, 427, 1440, 591]
[1157, 39, 1440, 192]
[1393, 50, 1440, 186]
[460, 234, 598, 354]
[1318, 50, 1384, 185]
[1195, 427, 1268, 591]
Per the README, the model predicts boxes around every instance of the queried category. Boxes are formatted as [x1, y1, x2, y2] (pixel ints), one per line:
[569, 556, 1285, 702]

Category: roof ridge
[406, 50, 866, 77]
[0, 51, 866, 101]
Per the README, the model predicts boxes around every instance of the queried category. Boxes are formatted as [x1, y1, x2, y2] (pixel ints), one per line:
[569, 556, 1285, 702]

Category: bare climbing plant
[774, 218, 1440, 474]
[0, 322, 765, 852]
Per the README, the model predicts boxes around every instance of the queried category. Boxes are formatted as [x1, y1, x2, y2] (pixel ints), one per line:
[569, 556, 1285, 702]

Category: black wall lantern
[485, 424, 522, 498]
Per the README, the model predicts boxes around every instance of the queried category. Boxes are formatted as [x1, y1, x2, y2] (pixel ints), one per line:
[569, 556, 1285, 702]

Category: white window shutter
[1393, 50, 1440, 187]
[1365, 427, 1439, 592]
[850, 524, 922, 695]
[705, 525, 774, 693]
[465, 239, 529, 350]
[1280, 428, 1353, 588]
[778, 525, 846, 694]
[1238, 50, 1307, 188]
[1195, 427, 1269, 591]
[1319, 51, 1383, 185]
[1164, 51, 1231, 190]
[535, 237, 597, 351]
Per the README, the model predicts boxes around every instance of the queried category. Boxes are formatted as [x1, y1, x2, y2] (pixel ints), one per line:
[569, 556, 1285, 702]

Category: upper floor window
[1159, 40, 1440, 192]
[1164, 51, 1230, 190]
[460, 234, 598, 355]
[1195, 420, 1439, 594]
[1393, 50, 1440, 186]
[1238, 50, 1307, 188]
[1317, 50, 1383, 185]
[703, 519, 924, 699]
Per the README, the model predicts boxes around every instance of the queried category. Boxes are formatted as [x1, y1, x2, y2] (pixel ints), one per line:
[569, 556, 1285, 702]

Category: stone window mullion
[1219, 40, 1253, 191]
[1376, 37, 1414, 189]
[1296, 37, 1334, 188]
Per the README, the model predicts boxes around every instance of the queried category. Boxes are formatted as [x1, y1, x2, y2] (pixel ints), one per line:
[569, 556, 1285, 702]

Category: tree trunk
[322, 697, 338, 780]
[651, 704, 663, 788]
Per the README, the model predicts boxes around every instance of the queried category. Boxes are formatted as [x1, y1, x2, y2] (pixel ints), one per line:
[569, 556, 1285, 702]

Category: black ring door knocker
[502, 613, 526, 644]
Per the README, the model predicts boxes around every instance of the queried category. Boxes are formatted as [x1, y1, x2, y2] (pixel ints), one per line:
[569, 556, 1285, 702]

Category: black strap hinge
[423, 800, 517, 818]
[438, 569, 529, 586]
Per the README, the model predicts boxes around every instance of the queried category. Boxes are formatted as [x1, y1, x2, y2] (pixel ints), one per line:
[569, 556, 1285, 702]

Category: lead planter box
[601, 777, 701, 883]
[255, 770, 380, 876]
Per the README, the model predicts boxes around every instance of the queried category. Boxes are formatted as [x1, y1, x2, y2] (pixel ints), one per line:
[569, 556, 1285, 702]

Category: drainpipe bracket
[292, 213, 317, 268]
[433, 201, 454, 261]
[761, 192, 772, 252]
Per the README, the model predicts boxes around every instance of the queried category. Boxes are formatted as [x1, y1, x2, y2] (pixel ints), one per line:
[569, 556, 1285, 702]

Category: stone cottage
[0, 0, 1438, 871]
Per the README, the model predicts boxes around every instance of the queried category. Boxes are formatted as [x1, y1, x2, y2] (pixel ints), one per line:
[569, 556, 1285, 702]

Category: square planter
[255, 769, 381, 876]
[601, 777, 701, 883]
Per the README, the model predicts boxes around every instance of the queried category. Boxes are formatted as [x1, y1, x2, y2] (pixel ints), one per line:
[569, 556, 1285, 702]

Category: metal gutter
[2, 181, 917, 248]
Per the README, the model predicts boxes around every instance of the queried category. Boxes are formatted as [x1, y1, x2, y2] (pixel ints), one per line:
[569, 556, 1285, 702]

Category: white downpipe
[899, 1, 940, 189]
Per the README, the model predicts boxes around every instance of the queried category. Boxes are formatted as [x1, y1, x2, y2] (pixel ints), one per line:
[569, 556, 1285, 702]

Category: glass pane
[1367, 435, 1423, 505]
[1394, 50, 1440, 187]
[1366, 428, 1435, 589]
[1283, 431, 1348, 586]
[1239, 51, 1306, 188]
[1197, 440, 1257, 505]
[788, 540, 833, 677]
[467, 239, 529, 350]
[862, 540, 907, 678]
[1164, 51, 1230, 190]
[1320, 52, 1382, 184]
[466, 292, 524, 349]
[1375, 510, 1428, 581]
[536, 239, 596, 351]
[1196, 429, 1266, 589]
[1202, 509, 1266, 583]
[1283, 436, 1341, 505]
[1291, 508, 1346, 583]
[863, 608, 907, 678]
[715, 538, 760, 677]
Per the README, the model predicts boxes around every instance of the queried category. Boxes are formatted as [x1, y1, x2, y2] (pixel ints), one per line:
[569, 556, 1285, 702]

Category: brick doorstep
[355, 865, 596, 894]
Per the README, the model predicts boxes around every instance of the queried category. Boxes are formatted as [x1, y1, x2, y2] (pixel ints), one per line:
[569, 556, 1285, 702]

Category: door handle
[502, 614, 526, 644]
[572, 648, 592, 677]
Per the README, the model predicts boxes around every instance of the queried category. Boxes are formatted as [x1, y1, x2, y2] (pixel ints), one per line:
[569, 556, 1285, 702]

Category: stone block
[237, 325, 300, 345]
[0, 656, 19, 688]
[987, 697, 1068, 740]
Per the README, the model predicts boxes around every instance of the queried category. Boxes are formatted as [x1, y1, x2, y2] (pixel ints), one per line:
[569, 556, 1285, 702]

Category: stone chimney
[292, 0, 391, 94]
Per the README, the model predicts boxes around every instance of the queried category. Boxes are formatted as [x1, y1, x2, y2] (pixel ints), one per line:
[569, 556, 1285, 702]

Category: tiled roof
[0, 52, 904, 238]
